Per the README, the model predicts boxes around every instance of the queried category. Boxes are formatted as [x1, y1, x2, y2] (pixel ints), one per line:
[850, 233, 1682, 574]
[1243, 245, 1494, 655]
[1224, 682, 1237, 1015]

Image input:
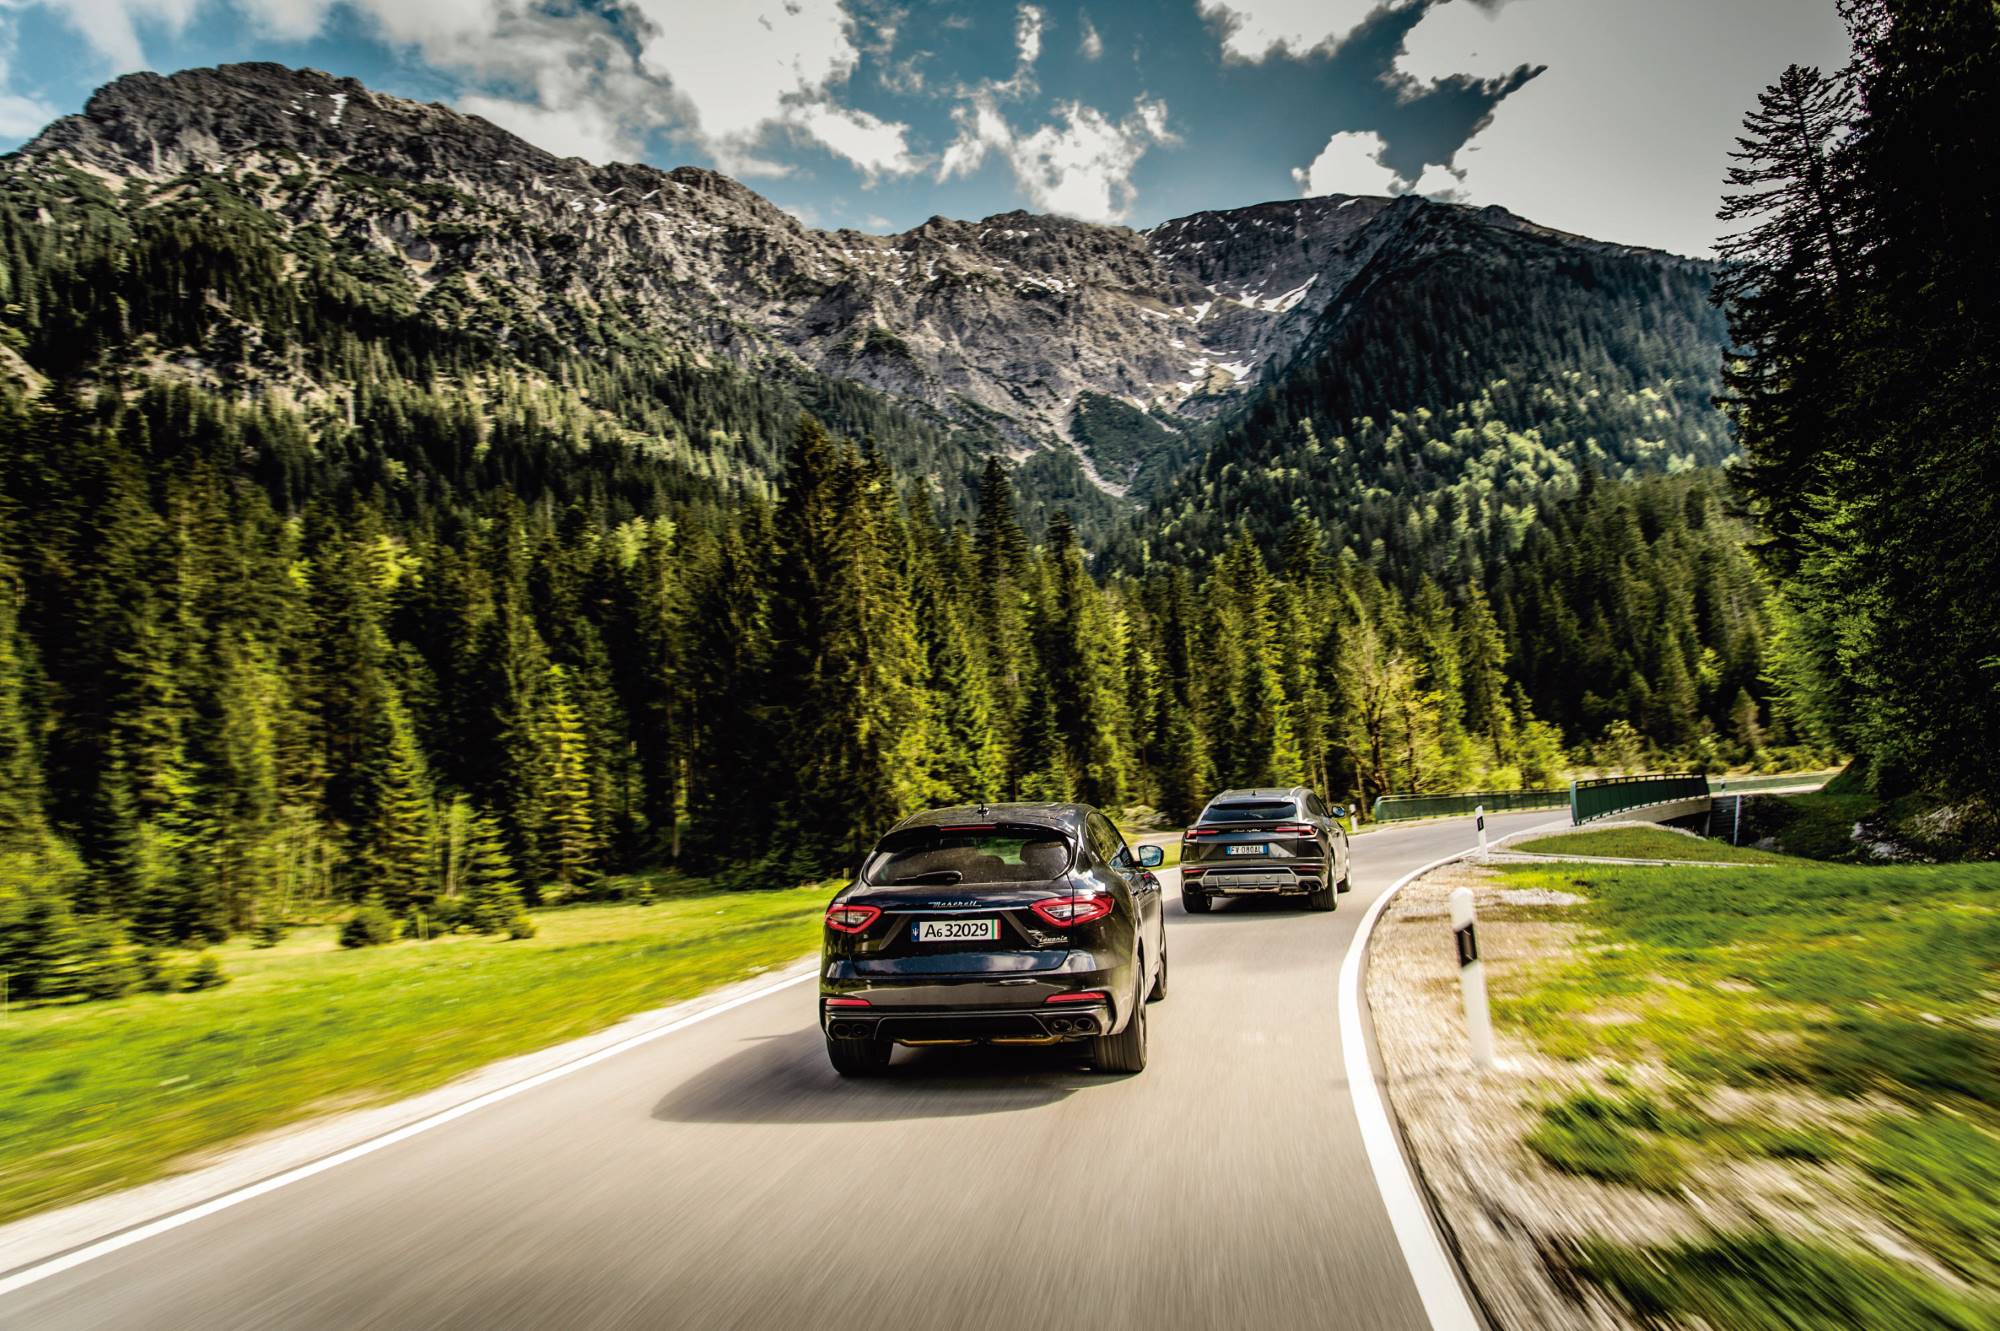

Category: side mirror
[1330, 806, 1349, 819]
[1136, 844, 1165, 869]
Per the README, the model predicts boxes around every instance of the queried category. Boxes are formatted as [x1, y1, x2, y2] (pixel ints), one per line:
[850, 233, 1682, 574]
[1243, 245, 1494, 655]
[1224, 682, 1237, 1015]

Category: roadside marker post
[1475, 805, 1487, 858]
[1449, 887, 1495, 1069]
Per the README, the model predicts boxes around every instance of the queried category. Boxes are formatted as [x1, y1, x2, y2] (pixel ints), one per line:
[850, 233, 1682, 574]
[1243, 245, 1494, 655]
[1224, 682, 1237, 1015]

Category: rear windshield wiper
[889, 870, 964, 885]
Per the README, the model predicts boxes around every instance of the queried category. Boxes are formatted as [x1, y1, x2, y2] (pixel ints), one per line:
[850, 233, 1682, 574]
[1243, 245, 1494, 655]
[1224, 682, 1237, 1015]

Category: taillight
[1045, 990, 1110, 1004]
[824, 996, 871, 1007]
[1031, 892, 1115, 927]
[1271, 825, 1316, 837]
[825, 903, 881, 933]
[1187, 828, 1221, 837]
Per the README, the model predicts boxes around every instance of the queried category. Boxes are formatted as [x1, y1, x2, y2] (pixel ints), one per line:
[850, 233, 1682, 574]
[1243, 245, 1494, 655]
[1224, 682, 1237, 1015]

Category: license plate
[1225, 844, 1268, 856]
[913, 918, 998, 942]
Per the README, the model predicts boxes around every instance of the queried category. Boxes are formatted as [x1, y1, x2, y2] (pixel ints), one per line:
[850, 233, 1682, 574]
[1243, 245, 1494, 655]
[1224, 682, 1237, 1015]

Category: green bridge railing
[1369, 771, 1820, 826]
[1569, 772, 1710, 825]
[1372, 788, 1569, 823]
[1710, 770, 1840, 796]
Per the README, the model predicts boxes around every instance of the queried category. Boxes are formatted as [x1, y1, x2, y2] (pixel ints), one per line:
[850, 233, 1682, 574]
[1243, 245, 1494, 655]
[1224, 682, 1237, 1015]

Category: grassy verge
[1512, 826, 1791, 864]
[0, 879, 831, 1225]
[1491, 852, 2000, 1327]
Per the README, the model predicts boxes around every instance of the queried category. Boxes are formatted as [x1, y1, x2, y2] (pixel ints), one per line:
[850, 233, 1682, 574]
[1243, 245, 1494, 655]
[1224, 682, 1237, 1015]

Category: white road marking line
[1338, 817, 1567, 1331]
[0, 969, 818, 1300]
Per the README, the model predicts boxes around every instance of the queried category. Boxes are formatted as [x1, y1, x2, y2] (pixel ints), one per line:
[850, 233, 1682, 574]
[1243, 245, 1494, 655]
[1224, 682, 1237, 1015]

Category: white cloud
[941, 92, 1174, 223]
[23, 0, 922, 177]
[1078, 13, 1102, 60]
[1014, 4, 1044, 67]
[1396, 0, 1851, 256]
[0, 18, 57, 140]
[1291, 129, 1398, 196]
[630, 0, 860, 167]
[791, 101, 919, 180]
[1198, 0, 1411, 61]
[36, 0, 201, 70]
[459, 93, 637, 163]
[1403, 160, 1467, 202]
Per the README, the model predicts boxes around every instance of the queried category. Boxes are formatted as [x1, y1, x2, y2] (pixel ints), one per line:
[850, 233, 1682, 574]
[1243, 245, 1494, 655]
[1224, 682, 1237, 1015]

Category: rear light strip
[824, 903, 882, 933]
[823, 996, 871, 1008]
[1044, 990, 1109, 1004]
[1187, 825, 1315, 837]
[1030, 892, 1115, 927]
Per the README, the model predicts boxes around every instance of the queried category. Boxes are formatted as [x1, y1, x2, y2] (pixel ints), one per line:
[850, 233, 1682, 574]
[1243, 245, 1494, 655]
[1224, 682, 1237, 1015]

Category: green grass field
[0, 880, 832, 1224]
[1490, 851, 2000, 1327]
[1513, 825, 1791, 863]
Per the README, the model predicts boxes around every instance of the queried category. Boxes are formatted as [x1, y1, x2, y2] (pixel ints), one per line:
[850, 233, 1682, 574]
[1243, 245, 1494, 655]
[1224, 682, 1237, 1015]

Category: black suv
[1179, 786, 1352, 913]
[819, 804, 1168, 1077]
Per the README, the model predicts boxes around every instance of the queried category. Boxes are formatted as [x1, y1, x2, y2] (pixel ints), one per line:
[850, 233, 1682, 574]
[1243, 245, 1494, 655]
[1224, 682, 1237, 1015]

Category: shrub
[181, 953, 228, 991]
[133, 946, 177, 993]
[505, 913, 537, 940]
[338, 902, 396, 949]
[74, 920, 138, 1001]
[0, 845, 88, 1001]
[252, 918, 286, 948]
[428, 897, 470, 932]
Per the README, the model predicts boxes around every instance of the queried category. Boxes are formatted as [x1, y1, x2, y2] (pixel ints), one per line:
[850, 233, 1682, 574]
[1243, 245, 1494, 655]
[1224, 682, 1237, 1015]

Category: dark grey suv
[818, 803, 1168, 1077]
[1178, 786, 1352, 913]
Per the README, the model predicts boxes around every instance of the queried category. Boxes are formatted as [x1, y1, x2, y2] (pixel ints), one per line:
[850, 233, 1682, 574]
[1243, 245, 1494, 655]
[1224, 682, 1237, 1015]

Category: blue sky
[1, 0, 1849, 256]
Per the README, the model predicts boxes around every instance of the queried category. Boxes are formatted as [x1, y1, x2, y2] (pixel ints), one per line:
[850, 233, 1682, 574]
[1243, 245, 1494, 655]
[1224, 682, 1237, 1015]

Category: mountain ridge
[6, 62, 1714, 500]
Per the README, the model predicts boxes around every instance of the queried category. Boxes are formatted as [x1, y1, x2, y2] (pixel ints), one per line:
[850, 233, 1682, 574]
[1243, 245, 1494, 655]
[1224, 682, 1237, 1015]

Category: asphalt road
[0, 811, 1559, 1331]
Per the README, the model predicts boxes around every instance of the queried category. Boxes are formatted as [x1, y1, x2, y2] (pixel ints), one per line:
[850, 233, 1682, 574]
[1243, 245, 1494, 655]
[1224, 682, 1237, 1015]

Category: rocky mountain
[3, 62, 1727, 510]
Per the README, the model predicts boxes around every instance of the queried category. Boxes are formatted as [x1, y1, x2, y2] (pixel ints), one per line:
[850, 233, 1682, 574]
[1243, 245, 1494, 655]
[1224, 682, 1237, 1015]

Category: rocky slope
[5, 63, 1710, 495]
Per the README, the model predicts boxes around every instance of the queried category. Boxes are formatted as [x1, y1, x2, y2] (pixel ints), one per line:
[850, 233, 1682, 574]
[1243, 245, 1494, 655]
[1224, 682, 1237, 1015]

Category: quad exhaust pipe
[829, 1021, 872, 1040]
[1045, 1015, 1099, 1036]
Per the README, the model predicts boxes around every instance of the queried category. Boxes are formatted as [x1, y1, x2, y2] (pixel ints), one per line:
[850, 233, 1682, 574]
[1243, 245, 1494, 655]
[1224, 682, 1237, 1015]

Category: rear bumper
[1183, 862, 1327, 896]
[820, 952, 1129, 1044]
[822, 1002, 1114, 1044]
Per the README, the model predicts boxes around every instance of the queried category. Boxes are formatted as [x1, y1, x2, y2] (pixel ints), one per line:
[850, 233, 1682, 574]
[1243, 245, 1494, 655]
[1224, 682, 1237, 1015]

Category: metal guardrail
[1709, 770, 1840, 795]
[1569, 772, 1710, 825]
[1372, 788, 1569, 823]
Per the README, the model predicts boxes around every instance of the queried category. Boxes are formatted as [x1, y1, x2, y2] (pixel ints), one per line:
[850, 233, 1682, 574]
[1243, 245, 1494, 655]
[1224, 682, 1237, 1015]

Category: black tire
[1182, 886, 1211, 914]
[1306, 880, 1337, 911]
[1147, 945, 1168, 1002]
[1091, 971, 1149, 1074]
[825, 1035, 892, 1077]
[1336, 869, 1353, 894]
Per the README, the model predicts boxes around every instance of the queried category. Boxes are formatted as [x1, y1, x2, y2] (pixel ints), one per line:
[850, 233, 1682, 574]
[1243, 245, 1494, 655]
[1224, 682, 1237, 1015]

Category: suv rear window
[863, 825, 1075, 886]
[1200, 799, 1299, 824]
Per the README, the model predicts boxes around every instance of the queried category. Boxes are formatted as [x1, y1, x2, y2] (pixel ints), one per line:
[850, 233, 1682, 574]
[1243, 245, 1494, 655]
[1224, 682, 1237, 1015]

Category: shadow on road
[651, 1027, 1108, 1126]
[1169, 895, 1321, 924]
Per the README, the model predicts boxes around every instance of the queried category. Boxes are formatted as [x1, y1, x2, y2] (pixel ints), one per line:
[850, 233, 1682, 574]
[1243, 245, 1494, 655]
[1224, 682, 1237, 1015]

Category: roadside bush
[133, 946, 178, 993]
[505, 913, 537, 940]
[181, 953, 228, 991]
[428, 897, 470, 933]
[252, 918, 286, 948]
[0, 845, 88, 1001]
[73, 920, 138, 1001]
[338, 901, 396, 949]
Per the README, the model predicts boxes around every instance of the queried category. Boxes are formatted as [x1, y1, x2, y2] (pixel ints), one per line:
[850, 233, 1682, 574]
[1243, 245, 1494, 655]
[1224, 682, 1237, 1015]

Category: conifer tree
[461, 809, 525, 934]
[0, 555, 49, 852]
[352, 696, 434, 914]
[1037, 513, 1130, 807]
[535, 664, 598, 891]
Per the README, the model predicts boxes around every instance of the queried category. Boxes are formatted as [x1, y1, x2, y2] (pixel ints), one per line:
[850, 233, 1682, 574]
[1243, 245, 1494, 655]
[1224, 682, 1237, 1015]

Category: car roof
[888, 803, 1091, 835]
[1207, 787, 1307, 803]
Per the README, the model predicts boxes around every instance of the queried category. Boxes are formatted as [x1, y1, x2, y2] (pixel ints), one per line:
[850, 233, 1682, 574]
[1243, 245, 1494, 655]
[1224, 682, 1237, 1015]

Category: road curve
[0, 811, 1559, 1330]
